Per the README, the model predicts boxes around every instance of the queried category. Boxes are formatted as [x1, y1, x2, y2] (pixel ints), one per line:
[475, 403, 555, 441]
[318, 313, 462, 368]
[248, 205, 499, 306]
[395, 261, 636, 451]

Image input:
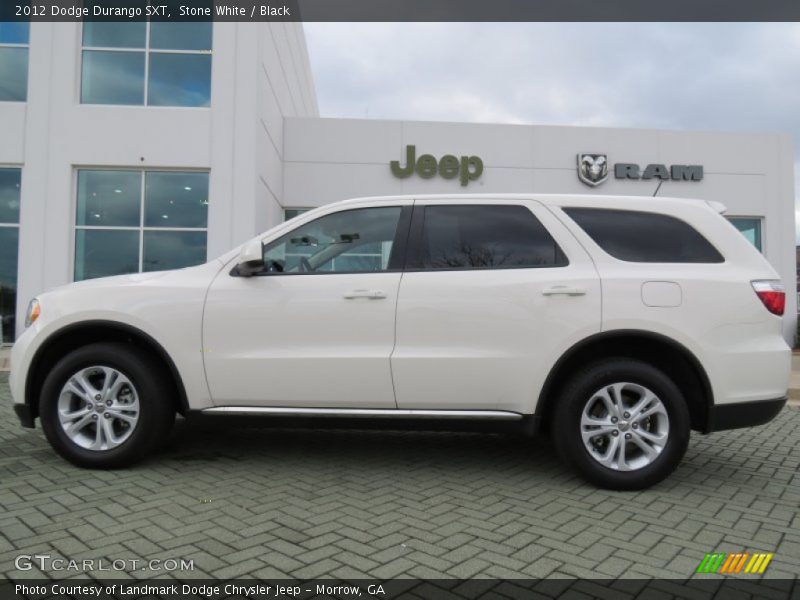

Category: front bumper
[9, 324, 39, 427]
[708, 396, 786, 432]
[14, 403, 35, 428]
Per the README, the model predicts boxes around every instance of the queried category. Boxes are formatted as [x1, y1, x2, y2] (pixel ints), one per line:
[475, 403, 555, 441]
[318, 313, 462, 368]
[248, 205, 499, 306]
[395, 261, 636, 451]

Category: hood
[47, 269, 178, 295]
[39, 260, 223, 300]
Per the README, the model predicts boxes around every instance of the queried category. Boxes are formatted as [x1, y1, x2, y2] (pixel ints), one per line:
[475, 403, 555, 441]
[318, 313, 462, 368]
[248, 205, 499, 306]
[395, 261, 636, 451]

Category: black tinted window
[418, 205, 567, 270]
[564, 208, 723, 263]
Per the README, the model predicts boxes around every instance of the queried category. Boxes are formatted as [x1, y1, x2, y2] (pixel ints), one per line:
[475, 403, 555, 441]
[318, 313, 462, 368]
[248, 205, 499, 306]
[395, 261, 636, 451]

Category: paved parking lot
[1, 372, 799, 582]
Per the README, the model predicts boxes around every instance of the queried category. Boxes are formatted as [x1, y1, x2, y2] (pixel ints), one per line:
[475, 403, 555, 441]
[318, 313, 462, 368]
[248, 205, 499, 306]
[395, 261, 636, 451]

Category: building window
[0, 168, 21, 344]
[0, 22, 29, 101]
[81, 21, 212, 107]
[284, 208, 310, 221]
[728, 217, 762, 252]
[75, 170, 209, 281]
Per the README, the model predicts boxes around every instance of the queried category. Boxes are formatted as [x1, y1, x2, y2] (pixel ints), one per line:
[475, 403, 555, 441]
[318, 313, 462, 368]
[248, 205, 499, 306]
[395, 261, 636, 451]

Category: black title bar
[2, 0, 800, 22]
[2, 579, 799, 600]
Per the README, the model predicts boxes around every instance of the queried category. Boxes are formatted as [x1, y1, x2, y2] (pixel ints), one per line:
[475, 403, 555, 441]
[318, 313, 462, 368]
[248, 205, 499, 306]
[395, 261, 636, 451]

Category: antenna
[653, 180, 663, 197]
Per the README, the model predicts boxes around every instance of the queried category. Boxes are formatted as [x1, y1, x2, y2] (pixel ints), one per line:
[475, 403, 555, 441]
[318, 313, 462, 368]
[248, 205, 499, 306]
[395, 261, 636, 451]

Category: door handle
[542, 285, 586, 296]
[343, 290, 387, 300]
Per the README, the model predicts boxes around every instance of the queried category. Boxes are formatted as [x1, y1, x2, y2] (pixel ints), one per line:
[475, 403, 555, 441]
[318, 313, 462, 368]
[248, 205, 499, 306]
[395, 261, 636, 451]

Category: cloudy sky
[303, 23, 800, 240]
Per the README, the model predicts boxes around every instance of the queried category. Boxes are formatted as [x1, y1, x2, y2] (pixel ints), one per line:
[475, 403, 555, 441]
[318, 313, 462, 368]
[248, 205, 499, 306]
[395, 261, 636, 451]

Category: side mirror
[234, 238, 264, 277]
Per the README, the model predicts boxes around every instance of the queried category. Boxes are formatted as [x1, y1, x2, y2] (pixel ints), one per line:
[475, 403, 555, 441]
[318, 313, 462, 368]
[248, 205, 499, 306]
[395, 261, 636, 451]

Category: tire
[551, 358, 690, 490]
[39, 342, 175, 469]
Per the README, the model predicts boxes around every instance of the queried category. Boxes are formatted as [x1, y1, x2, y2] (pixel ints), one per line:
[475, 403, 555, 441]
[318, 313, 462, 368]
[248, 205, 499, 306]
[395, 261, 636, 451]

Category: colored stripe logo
[696, 552, 773, 574]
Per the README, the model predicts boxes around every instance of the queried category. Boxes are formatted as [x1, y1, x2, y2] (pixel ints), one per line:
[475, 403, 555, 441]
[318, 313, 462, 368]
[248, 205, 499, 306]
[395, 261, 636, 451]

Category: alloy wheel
[57, 366, 140, 451]
[580, 382, 670, 471]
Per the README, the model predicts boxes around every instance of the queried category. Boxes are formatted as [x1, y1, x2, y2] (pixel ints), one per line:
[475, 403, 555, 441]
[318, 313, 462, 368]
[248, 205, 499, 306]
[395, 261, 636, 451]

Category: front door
[203, 203, 411, 408]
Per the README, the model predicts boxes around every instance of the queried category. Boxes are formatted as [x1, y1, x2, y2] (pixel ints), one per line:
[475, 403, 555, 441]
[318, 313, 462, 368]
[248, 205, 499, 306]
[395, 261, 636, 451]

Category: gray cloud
[303, 23, 800, 240]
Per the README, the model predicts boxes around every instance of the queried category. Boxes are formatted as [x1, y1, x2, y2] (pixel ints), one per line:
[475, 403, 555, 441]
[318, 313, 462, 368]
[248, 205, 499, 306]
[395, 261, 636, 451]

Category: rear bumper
[707, 396, 786, 432]
[14, 403, 35, 429]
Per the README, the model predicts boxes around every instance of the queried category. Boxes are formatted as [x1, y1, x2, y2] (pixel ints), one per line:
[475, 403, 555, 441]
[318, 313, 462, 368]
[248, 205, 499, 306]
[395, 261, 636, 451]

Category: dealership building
[0, 20, 796, 345]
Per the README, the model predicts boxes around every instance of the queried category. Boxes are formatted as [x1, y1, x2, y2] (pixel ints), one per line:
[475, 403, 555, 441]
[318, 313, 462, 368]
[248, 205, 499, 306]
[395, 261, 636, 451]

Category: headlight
[25, 298, 40, 327]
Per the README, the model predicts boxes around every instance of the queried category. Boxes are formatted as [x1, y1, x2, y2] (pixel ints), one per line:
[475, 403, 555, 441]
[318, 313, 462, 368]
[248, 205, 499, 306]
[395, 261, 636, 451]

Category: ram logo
[577, 153, 608, 187]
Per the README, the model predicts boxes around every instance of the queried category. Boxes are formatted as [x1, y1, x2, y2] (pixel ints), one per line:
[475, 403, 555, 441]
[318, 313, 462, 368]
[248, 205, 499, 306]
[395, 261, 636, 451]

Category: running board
[201, 407, 524, 420]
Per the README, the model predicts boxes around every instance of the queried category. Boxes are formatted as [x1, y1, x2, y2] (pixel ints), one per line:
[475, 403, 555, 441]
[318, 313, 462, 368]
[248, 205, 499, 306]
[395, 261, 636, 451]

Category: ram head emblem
[577, 153, 609, 187]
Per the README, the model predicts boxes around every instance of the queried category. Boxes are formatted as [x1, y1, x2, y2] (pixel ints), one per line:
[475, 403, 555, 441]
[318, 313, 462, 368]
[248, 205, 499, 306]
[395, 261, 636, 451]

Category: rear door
[391, 199, 601, 414]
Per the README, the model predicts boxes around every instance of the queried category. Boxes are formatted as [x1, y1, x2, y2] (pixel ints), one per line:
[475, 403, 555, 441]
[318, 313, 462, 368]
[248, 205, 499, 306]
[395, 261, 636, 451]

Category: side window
[81, 21, 212, 107]
[0, 22, 29, 102]
[416, 205, 568, 270]
[563, 208, 724, 263]
[262, 207, 402, 274]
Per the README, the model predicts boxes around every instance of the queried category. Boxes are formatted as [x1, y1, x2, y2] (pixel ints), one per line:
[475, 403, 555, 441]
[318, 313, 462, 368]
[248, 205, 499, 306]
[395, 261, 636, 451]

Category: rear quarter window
[563, 207, 724, 263]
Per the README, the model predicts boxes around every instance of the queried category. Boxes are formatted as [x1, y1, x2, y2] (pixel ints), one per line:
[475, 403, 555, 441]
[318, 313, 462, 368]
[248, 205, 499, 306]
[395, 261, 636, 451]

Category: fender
[25, 319, 190, 416]
[536, 329, 714, 431]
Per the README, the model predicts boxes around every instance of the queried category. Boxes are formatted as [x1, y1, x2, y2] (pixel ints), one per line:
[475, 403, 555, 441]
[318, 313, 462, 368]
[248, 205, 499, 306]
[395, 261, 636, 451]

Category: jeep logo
[391, 145, 484, 187]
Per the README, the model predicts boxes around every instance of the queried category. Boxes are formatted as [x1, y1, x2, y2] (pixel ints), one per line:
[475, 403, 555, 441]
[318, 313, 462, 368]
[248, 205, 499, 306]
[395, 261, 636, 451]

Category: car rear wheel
[39, 342, 175, 468]
[551, 358, 690, 490]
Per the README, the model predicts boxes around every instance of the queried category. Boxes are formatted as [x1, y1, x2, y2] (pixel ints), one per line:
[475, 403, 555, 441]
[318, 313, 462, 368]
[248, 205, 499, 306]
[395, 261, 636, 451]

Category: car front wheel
[39, 342, 175, 469]
[551, 358, 691, 490]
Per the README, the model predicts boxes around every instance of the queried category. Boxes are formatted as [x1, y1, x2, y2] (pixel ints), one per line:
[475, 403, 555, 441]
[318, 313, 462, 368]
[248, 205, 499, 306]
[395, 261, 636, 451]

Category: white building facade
[0, 21, 796, 344]
[0, 20, 317, 344]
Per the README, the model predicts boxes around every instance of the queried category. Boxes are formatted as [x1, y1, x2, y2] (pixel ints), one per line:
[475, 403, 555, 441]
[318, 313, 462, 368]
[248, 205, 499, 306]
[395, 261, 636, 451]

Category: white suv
[10, 194, 790, 489]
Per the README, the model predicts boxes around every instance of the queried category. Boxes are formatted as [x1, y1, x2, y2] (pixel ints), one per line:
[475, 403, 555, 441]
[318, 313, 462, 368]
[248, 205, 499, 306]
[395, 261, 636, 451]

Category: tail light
[751, 280, 785, 316]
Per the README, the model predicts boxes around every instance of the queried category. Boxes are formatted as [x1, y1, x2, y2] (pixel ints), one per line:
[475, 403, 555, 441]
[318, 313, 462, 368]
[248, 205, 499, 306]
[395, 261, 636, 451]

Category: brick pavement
[1, 373, 799, 582]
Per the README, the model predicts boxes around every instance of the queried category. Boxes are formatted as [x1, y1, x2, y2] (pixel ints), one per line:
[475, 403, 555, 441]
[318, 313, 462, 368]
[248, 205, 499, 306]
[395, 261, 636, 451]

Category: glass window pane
[729, 217, 762, 252]
[284, 209, 309, 221]
[150, 22, 212, 51]
[332, 255, 382, 272]
[82, 22, 146, 48]
[263, 207, 402, 274]
[77, 170, 141, 227]
[0, 22, 29, 44]
[564, 208, 724, 263]
[81, 50, 145, 105]
[0, 47, 28, 101]
[0, 168, 21, 224]
[0, 227, 19, 344]
[144, 172, 208, 228]
[143, 231, 207, 272]
[148, 53, 211, 107]
[75, 229, 140, 281]
[419, 205, 567, 270]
